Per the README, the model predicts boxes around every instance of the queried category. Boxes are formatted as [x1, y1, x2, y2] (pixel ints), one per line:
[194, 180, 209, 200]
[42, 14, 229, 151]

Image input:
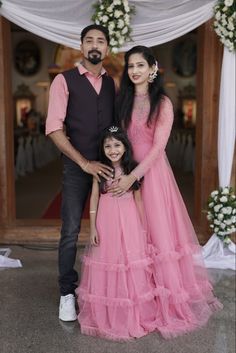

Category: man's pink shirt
[45, 64, 106, 136]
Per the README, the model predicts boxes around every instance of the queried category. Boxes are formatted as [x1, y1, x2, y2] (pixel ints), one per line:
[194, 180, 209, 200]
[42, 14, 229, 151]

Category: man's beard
[87, 50, 102, 65]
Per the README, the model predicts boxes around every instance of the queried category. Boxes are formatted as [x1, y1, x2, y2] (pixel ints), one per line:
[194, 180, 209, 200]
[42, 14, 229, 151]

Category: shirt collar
[77, 62, 107, 77]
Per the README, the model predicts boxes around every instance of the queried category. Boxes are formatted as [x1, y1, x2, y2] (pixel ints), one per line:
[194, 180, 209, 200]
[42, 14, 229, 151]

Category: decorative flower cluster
[91, 0, 135, 53]
[207, 186, 236, 243]
[213, 0, 236, 52]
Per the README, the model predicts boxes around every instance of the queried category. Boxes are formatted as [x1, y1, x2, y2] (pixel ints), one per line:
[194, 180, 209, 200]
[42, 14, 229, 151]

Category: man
[46, 24, 115, 321]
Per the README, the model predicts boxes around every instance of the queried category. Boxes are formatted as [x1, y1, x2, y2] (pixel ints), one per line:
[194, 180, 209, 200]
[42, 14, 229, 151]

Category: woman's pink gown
[76, 168, 159, 340]
[128, 94, 223, 338]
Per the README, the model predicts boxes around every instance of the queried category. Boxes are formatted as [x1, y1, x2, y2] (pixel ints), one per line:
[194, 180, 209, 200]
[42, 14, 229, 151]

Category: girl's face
[103, 137, 126, 165]
[127, 53, 152, 87]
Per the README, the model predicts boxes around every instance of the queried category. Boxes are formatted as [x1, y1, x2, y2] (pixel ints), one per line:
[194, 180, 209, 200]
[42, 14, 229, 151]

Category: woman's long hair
[99, 126, 142, 193]
[116, 46, 166, 129]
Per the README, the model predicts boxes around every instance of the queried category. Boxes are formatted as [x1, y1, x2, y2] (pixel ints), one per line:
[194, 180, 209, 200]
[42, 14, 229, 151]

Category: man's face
[81, 29, 109, 65]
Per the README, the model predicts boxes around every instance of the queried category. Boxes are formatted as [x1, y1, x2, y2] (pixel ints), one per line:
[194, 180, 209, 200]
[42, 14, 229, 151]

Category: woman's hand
[107, 174, 137, 196]
[81, 161, 113, 181]
[90, 230, 99, 246]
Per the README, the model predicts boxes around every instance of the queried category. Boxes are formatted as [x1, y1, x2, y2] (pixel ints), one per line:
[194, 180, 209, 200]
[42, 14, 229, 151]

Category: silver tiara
[108, 126, 119, 133]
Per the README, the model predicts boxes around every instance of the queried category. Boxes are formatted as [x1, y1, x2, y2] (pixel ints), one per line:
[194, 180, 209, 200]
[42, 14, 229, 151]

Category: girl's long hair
[116, 45, 166, 129]
[99, 126, 142, 193]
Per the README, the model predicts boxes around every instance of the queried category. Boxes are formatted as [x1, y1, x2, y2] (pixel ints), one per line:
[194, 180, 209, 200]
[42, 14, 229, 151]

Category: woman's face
[127, 53, 152, 87]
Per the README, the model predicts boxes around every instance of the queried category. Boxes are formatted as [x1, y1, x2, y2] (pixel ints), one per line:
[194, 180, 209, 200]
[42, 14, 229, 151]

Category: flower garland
[91, 0, 135, 53]
[213, 0, 236, 52]
[207, 186, 236, 243]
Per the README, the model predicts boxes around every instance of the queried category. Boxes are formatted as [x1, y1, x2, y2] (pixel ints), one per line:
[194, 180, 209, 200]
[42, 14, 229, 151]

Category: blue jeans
[58, 160, 92, 295]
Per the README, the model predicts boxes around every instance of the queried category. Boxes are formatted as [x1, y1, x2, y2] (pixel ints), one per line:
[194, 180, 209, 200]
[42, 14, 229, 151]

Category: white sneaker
[59, 294, 77, 321]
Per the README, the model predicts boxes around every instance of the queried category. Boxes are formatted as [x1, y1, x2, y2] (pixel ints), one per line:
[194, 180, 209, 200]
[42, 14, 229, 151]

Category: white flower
[220, 196, 228, 202]
[92, 0, 135, 53]
[121, 26, 128, 35]
[221, 207, 228, 214]
[214, 219, 221, 225]
[224, 219, 232, 225]
[209, 202, 214, 208]
[108, 22, 115, 31]
[117, 19, 125, 29]
[214, 204, 222, 212]
[218, 213, 224, 220]
[107, 5, 113, 13]
[220, 223, 226, 229]
[114, 10, 122, 18]
[214, 1, 235, 52]
[222, 187, 230, 195]
[227, 22, 234, 31]
[124, 5, 130, 13]
[124, 14, 130, 24]
[102, 15, 109, 23]
[211, 190, 219, 197]
[110, 38, 118, 46]
[215, 11, 221, 20]
[224, 0, 233, 6]
[226, 206, 232, 214]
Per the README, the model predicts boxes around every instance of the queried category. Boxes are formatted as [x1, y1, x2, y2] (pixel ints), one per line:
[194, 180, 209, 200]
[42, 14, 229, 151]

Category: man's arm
[48, 129, 113, 180]
[48, 130, 87, 170]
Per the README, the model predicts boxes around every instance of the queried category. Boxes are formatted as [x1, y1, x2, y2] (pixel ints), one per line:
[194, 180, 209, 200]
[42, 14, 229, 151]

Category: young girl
[76, 126, 158, 341]
[113, 46, 223, 338]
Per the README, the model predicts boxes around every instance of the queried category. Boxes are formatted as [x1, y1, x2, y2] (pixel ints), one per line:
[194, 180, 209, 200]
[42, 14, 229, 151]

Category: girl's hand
[82, 161, 113, 181]
[107, 174, 137, 196]
[90, 231, 99, 246]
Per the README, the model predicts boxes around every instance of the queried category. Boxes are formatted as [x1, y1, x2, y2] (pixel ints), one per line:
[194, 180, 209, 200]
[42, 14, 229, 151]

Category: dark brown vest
[62, 67, 115, 162]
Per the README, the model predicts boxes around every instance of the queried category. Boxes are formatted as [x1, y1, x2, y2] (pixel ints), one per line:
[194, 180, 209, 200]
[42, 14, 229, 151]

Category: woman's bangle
[89, 210, 96, 214]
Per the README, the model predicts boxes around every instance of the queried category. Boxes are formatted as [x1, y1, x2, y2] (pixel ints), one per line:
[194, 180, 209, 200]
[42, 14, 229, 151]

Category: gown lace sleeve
[132, 96, 174, 180]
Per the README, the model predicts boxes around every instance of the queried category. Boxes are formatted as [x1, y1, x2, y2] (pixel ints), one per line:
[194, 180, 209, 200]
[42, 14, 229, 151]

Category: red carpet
[42, 192, 90, 219]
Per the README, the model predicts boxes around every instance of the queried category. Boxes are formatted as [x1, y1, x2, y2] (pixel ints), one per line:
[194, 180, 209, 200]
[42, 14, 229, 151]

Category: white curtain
[0, 0, 216, 49]
[218, 48, 236, 188]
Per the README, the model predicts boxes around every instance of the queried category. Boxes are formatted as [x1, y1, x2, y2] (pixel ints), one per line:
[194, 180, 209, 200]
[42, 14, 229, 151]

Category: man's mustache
[88, 50, 102, 56]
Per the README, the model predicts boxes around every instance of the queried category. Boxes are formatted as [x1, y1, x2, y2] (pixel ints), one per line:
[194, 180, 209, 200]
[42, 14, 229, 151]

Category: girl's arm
[89, 178, 100, 246]
[134, 189, 146, 227]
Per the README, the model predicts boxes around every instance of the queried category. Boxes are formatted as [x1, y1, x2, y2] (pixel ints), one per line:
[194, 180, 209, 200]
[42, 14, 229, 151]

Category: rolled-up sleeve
[45, 74, 69, 135]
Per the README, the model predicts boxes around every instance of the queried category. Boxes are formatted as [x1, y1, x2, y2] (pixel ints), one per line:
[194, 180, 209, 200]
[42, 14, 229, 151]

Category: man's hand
[82, 161, 114, 181]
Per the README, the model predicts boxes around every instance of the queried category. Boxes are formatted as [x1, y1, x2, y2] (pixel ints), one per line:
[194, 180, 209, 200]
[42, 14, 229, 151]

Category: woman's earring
[148, 61, 159, 83]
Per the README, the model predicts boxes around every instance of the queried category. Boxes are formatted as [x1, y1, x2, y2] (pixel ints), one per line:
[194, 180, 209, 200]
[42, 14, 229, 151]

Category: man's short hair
[81, 24, 110, 44]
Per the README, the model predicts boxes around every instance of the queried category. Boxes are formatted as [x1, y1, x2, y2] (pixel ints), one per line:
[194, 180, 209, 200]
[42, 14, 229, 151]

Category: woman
[112, 45, 222, 338]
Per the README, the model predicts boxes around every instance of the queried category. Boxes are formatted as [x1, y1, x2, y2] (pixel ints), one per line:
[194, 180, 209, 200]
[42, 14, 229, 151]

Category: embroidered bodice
[128, 95, 174, 180]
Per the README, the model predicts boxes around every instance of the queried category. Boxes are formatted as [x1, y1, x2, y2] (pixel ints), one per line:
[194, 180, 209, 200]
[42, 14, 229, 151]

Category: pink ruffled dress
[76, 168, 159, 340]
[128, 94, 223, 338]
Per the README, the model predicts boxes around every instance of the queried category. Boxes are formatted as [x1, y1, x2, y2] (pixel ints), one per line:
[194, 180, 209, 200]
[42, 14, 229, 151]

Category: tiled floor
[0, 245, 235, 353]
